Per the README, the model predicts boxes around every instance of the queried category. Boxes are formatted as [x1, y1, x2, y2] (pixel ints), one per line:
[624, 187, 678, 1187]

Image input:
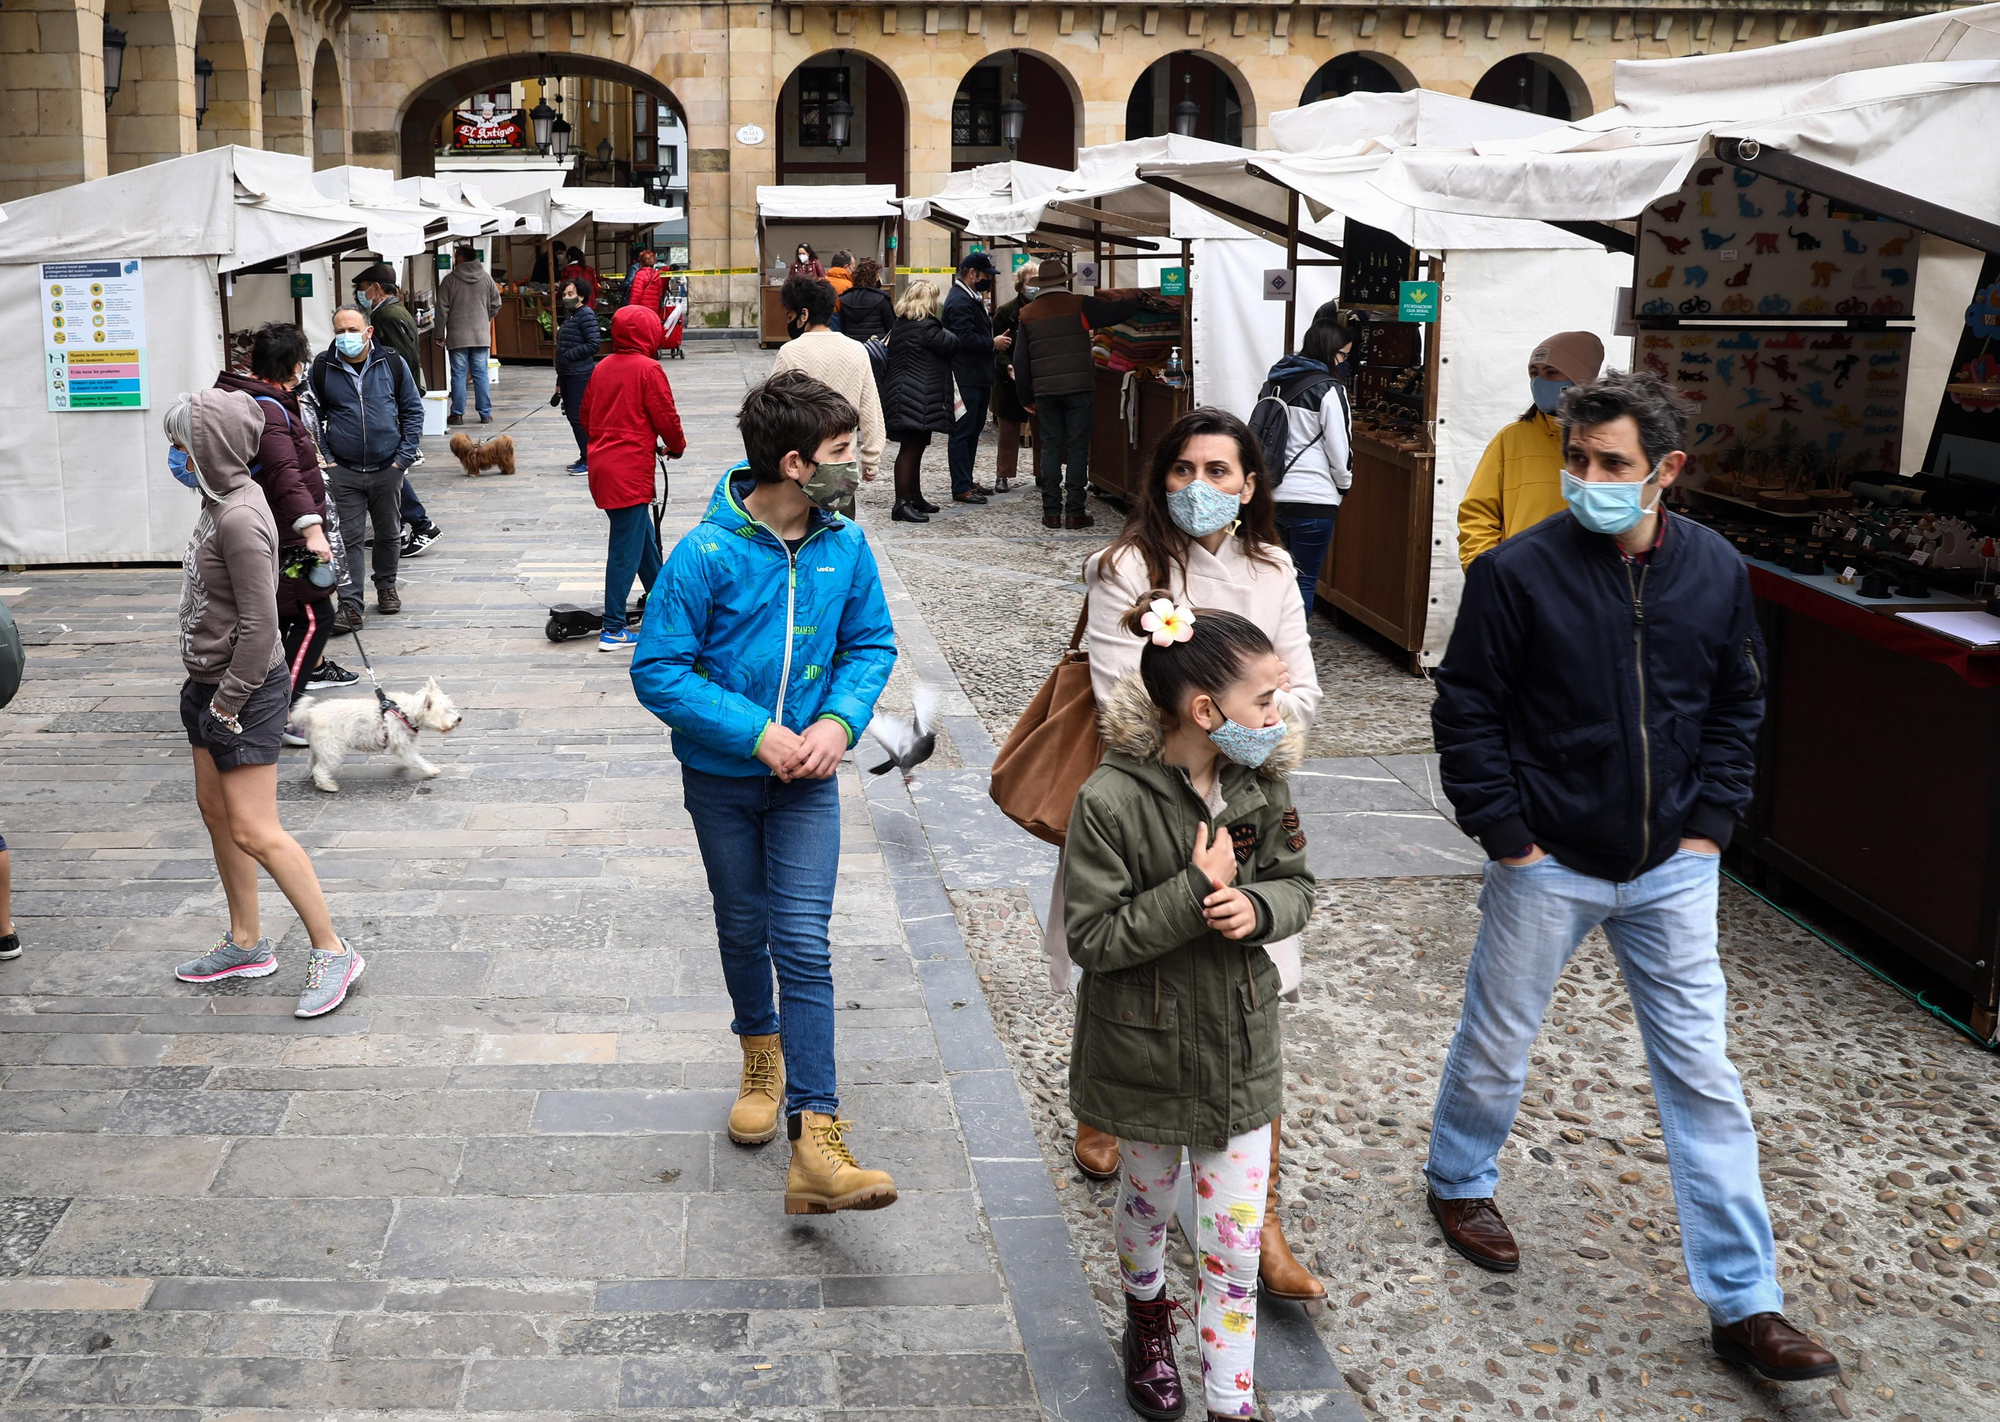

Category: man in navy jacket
[1424, 371, 1837, 1384]
[941, 252, 1010, 504]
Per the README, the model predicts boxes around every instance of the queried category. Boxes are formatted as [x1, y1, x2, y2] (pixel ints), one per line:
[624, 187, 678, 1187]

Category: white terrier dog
[292, 677, 463, 793]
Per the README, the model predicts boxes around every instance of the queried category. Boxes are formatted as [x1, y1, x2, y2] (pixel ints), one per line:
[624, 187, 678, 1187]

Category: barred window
[953, 68, 1001, 148]
[798, 67, 850, 148]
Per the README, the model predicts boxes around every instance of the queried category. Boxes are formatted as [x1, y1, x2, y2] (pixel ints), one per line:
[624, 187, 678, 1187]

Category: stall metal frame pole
[1283, 188, 1300, 356]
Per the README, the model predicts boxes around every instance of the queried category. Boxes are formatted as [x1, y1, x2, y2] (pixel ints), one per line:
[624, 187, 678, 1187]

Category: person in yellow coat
[1457, 331, 1605, 568]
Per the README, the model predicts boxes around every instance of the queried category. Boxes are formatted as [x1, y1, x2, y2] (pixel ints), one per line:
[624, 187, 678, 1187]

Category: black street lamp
[549, 114, 572, 159]
[102, 21, 127, 110]
[529, 84, 555, 152]
[827, 93, 853, 151]
[194, 54, 213, 129]
[1171, 71, 1200, 137]
[1000, 77, 1026, 152]
[595, 136, 613, 166]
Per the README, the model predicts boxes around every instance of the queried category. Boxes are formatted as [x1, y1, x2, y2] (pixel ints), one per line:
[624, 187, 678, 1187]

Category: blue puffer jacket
[630, 467, 897, 777]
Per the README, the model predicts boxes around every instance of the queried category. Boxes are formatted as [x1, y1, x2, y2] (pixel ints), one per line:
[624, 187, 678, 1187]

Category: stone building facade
[0, 0, 1963, 324]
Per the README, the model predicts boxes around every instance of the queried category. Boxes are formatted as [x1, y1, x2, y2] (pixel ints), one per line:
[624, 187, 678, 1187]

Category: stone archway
[194, 0, 252, 150]
[259, 12, 307, 154]
[1301, 52, 1413, 105]
[105, 0, 191, 173]
[774, 50, 906, 192]
[950, 49, 1078, 172]
[398, 54, 688, 181]
[312, 39, 345, 167]
[1124, 51, 1245, 146]
[1470, 53, 1593, 121]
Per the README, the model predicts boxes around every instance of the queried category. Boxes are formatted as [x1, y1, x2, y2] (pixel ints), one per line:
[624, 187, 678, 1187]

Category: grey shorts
[181, 663, 290, 771]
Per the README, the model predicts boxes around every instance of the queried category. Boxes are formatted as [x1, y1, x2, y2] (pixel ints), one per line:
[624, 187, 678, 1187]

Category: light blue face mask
[167, 446, 198, 490]
[1208, 714, 1288, 768]
[1531, 376, 1572, 416]
[334, 331, 368, 359]
[1165, 479, 1241, 539]
[1562, 467, 1662, 536]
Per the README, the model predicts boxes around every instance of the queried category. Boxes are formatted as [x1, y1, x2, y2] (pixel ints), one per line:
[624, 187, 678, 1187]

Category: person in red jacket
[626, 248, 665, 321]
[580, 305, 688, 650]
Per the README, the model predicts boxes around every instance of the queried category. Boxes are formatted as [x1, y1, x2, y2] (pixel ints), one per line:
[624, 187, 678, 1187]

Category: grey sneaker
[174, 934, 277, 983]
[295, 942, 365, 1018]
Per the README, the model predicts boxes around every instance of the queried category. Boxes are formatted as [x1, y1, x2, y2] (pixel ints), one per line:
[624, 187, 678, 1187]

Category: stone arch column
[311, 38, 346, 167]
[258, 11, 307, 154]
[194, 0, 253, 150]
[105, 0, 197, 173]
[0, 0, 104, 199]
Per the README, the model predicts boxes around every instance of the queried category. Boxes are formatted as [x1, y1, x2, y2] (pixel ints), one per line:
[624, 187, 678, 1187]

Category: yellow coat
[1457, 410, 1566, 569]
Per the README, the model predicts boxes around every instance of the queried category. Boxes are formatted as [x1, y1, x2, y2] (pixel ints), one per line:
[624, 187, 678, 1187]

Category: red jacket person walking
[580, 305, 687, 649]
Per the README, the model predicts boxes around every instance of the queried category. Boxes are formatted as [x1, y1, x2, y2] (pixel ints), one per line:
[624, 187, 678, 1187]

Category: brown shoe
[1064, 513, 1096, 530]
[375, 584, 402, 616]
[1711, 1313, 1840, 1381]
[1259, 1116, 1325, 1307]
[1122, 1289, 1189, 1420]
[727, 1032, 783, 1145]
[332, 604, 363, 634]
[1072, 1123, 1120, 1180]
[1427, 1189, 1520, 1272]
[1042, 513, 1064, 529]
[784, 1111, 897, 1215]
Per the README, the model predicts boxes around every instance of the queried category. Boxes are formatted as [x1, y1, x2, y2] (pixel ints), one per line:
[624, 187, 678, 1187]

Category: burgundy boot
[1122, 1289, 1188, 1420]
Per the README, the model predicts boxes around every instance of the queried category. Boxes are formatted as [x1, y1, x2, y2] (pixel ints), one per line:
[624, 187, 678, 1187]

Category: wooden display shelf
[1316, 427, 1434, 673]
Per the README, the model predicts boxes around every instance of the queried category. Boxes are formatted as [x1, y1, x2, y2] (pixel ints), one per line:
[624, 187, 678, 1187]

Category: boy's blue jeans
[682, 764, 842, 1118]
[602, 504, 661, 636]
[449, 346, 492, 420]
[1423, 848, 1783, 1326]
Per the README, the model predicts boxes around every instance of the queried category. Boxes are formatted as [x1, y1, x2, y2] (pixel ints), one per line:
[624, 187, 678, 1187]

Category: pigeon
[863, 681, 940, 778]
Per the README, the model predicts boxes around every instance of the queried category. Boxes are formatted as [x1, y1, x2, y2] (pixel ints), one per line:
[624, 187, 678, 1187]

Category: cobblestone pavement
[0, 344, 1059, 1421]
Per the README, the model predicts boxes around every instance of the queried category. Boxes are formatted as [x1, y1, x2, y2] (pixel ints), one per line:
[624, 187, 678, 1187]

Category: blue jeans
[1424, 848, 1780, 1325]
[1273, 506, 1337, 614]
[948, 383, 992, 497]
[682, 765, 842, 1118]
[449, 346, 492, 420]
[398, 476, 428, 528]
[602, 503, 661, 635]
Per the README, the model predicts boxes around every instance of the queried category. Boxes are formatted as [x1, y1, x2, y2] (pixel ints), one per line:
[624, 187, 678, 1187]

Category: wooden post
[218, 271, 232, 357]
[1283, 187, 1300, 355]
[1179, 237, 1192, 414]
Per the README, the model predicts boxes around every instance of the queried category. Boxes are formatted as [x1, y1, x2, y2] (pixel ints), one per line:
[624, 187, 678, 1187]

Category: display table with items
[1083, 288, 1187, 499]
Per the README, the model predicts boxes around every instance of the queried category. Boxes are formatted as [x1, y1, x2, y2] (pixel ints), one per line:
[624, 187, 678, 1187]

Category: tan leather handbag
[988, 601, 1105, 847]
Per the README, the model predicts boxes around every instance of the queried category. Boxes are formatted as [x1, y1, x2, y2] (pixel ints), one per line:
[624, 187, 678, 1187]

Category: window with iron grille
[953, 68, 1001, 148]
[798, 67, 850, 148]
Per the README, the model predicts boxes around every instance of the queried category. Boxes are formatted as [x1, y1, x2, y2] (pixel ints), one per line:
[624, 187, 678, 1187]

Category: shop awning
[392, 175, 526, 237]
[966, 135, 1249, 244]
[901, 161, 1071, 232]
[756, 185, 902, 221]
[502, 184, 682, 239]
[0, 146, 423, 273]
[1367, 6, 2000, 240]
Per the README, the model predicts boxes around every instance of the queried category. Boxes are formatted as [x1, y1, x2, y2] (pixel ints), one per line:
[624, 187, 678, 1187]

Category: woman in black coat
[881, 280, 959, 523]
[554, 276, 601, 473]
[839, 259, 895, 344]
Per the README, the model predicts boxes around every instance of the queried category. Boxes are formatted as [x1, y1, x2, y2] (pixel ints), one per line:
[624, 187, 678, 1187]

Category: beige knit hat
[1531, 331, 1605, 386]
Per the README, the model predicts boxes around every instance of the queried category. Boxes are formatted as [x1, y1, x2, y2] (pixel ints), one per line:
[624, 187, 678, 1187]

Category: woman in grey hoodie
[166, 388, 364, 1019]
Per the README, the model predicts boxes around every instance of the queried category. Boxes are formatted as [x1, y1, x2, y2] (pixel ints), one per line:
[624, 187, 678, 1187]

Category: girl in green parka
[1066, 594, 1317, 1422]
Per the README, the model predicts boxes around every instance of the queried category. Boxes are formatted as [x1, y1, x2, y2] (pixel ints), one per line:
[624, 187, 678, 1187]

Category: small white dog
[292, 677, 463, 793]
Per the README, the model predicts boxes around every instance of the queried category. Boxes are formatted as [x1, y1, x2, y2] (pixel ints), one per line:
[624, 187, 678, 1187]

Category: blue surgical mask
[1562, 467, 1662, 536]
[168, 446, 198, 489]
[334, 331, 367, 359]
[1165, 479, 1241, 539]
[353, 293, 373, 311]
[1208, 714, 1288, 768]
[1531, 376, 1572, 416]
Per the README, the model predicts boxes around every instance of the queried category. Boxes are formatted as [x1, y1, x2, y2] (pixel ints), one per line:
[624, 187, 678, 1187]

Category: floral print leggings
[1115, 1124, 1271, 1419]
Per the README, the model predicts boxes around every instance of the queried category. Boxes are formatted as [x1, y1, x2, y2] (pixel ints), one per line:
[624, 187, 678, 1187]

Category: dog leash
[344, 625, 417, 742]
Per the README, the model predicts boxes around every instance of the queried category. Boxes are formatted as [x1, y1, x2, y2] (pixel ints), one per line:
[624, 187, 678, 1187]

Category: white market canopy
[394, 175, 529, 237]
[756, 184, 901, 221]
[966, 134, 1250, 244]
[1367, 5, 2000, 236]
[501, 183, 683, 239]
[0, 146, 422, 273]
[900, 161, 1071, 233]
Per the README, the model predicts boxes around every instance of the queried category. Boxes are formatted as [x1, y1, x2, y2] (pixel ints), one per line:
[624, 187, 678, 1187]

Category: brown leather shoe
[375, 584, 402, 616]
[1427, 1189, 1520, 1272]
[1259, 1116, 1326, 1306]
[1064, 513, 1096, 529]
[1122, 1289, 1188, 1420]
[1072, 1123, 1120, 1180]
[1711, 1312, 1840, 1381]
[1043, 513, 1064, 529]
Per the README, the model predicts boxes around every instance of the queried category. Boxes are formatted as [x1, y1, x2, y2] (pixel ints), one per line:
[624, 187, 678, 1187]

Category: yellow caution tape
[671, 267, 758, 276]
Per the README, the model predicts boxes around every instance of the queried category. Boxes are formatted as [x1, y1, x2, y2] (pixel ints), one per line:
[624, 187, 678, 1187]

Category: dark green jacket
[368, 298, 425, 394]
[1066, 673, 1316, 1149]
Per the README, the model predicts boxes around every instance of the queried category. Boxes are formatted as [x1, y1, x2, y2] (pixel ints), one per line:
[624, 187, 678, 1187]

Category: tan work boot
[784, 1111, 898, 1215]
[1259, 1114, 1327, 1312]
[727, 1033, 784, 1146]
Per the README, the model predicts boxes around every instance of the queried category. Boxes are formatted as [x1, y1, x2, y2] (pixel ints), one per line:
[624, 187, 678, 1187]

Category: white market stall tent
[0, 146, 422, 565]
[755, 184, 901, 346]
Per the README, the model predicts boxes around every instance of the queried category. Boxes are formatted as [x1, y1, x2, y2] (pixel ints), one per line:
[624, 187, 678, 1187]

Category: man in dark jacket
[310, 306, 425, 629]
[941, 252, 1009, 504]
[556, 275, 603, 475]
[1011, 259, 1143, 530]
[352, 262, 443, 560]
[1423, 371, 1835, 1385]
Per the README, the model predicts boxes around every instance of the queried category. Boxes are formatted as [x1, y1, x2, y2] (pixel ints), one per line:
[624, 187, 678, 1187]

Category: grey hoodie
[436, 258, 502, 350]
[179, 387, 284, 717]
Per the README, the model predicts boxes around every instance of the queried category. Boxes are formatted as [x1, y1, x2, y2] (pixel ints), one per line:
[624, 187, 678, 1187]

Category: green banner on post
[1399, 280, 1439, 323]
[1160, 267, 1187, 297]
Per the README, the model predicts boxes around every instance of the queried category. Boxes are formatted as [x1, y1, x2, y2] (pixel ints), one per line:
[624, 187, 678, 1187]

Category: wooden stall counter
[494, 291, 555, 361]
[760, 286, 791, 349]
[1316, 427, 1435, 673]
[1088, 366, 1185, 501]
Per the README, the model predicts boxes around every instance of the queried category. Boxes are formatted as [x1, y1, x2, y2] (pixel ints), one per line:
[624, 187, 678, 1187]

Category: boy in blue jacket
[631, 369, 899, 1215]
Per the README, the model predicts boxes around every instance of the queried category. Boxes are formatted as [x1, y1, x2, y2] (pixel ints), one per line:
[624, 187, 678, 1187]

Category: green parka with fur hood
[1066, 672, 1317, 1150]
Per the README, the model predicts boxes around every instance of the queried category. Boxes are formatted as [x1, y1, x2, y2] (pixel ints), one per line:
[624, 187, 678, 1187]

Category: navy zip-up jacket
[308, 342, 423, 473]
[943, 281, 998, 394]
[1432, 509, 1766, 883]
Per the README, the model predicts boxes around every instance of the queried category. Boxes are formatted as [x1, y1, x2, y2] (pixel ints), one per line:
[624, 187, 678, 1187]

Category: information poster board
[41, 259, 149, 411]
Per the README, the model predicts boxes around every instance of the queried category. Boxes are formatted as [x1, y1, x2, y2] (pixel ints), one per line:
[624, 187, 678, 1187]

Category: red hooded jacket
[626, 263, 664, 317]
[579, 306, 688, 510]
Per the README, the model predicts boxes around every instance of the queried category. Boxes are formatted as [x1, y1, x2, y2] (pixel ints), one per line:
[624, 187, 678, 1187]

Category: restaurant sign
[451, 109, 528, 152]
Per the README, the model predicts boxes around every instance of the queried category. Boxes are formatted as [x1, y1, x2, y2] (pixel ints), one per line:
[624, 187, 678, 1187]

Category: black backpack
[0, 596, 21, 711]
[1249, 367, 1336, 488]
